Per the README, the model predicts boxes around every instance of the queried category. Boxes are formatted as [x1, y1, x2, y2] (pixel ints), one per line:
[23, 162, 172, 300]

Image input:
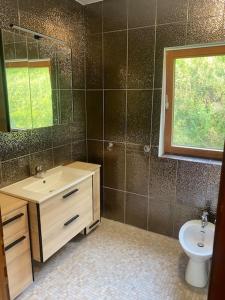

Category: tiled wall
[85, 0, 223, 238]
[0, 0, 87, 187]
[1, 0, 223, 239]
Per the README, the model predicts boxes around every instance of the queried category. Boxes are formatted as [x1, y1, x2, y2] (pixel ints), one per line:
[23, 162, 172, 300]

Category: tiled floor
[18, 218, 207, 300]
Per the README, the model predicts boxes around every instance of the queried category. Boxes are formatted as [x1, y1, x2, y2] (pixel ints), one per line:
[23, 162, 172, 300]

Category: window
[162, 45, 225, 160]
[5, 59, 53, 129]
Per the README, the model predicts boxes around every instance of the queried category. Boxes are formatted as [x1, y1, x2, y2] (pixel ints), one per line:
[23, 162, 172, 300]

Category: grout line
[85, 89, 104, 91]
[1, 154, 31, 165]
[0, 141, 86, 166]
[86, 88, 157, 91]
[88, 138, 125, 144]
[103, 28, 128, 34]
[156, 20, 187, 27]
[51, 88, 86, 91]
[102, 0, 104, 180]
[123, 0, 129, 224]
[87, 138, 154, 146]
[70, 43, 75, 165]
[147, 0, 158, 231]
[221, 1, 225, 41]
[0, 162, 3, 186]
[102, 21, 187, 35]
[103, 186, 148, 198]
[101, 1, 105, 217]
[16, 0, 21, 27]
[172, 160, 179, 237]
[83, 7, 88, 163]
[70, 130, 73, 162]
[185, 0, 190, 44]
[51, 147, 54, 168]
[186, 0, 190, 23]
[28, 153, 32, 176]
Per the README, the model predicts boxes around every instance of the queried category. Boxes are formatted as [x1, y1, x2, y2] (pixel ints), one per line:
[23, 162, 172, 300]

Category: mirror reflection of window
[5, 59, 53, 129]
[0, 29, 73, 132]
[5, 60, 32, 129]
[29, 60, 53, 128]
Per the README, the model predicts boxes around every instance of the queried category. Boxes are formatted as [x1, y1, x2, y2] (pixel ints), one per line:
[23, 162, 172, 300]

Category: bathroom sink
[0, 166, 93, 203]
[24, 168, 88, 193]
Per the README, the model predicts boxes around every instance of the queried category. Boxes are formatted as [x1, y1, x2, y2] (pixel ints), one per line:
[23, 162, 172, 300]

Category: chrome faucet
[34, 165, 46, 179]
[201, 211, 209, 228]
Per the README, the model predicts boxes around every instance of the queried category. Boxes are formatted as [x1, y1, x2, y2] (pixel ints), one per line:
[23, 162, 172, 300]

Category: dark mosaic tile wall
[0, 0, 87, 188]
[85, 0, 223, 238]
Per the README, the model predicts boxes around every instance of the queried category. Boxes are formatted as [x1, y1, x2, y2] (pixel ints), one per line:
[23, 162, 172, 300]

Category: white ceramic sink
[0, 166, 93, 203]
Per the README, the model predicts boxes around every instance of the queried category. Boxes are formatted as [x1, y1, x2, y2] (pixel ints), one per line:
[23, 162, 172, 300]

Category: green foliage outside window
[173, 55, 225, 150]
[6, 65, 53, 129]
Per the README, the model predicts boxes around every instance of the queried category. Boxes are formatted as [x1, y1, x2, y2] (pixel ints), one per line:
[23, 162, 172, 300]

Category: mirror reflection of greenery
[6, 64, 53, 129]
[173, 55, 225, 151]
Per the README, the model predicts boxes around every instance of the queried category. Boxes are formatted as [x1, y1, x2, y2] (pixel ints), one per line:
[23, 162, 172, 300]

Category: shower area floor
[18, 218, 207, 300]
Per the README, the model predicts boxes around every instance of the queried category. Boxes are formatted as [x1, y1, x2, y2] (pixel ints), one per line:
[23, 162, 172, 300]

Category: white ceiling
[76, 0, 102, 5]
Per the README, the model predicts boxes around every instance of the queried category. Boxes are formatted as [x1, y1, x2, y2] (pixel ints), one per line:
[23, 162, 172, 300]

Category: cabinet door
[6, 247, 33, 300]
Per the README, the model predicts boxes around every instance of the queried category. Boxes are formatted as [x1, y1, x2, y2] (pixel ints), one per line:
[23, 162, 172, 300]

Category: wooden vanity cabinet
[0, 162, 101, 268]
[67, 162, 101, 234]
[0, 208, 10, 300]
[0, 194, 33, 300]
[29, 176, 93, 262]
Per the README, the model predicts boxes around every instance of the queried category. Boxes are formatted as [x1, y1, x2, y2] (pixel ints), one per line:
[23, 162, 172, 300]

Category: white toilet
[179, 220, 215, 288]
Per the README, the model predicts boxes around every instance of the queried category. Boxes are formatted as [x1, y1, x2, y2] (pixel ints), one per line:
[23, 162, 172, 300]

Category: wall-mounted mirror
[0, 28, 73, 132]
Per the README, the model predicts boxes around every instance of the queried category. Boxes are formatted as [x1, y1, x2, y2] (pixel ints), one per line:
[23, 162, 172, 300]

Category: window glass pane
[173, 55, 225, 151]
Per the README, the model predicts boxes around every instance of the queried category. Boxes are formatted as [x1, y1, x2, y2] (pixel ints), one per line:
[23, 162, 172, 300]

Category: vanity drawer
[28, 176, 94, 262]
[41, 192, 92, 261]
[5, 232, 31, 265]
[2, 206, 28, 241]
[40, 177, 92, 231]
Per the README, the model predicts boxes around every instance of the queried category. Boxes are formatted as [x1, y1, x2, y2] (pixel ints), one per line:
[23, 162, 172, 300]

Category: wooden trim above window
[164, 45, 225, 161]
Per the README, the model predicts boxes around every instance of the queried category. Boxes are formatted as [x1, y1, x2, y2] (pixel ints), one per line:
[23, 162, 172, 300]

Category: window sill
[159, 153, 222, 166]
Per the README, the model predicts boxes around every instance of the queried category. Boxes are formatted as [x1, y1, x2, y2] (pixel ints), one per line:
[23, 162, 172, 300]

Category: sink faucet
[201, 211, 209, 228]
[34, 165, 46, 179]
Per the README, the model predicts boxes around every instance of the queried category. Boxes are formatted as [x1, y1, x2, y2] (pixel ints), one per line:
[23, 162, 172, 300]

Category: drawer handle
[2, 213, 24, 226]
[5, 236, 26, 252]
[64, 215, 79, 226]
[63, 189, 79, 199]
